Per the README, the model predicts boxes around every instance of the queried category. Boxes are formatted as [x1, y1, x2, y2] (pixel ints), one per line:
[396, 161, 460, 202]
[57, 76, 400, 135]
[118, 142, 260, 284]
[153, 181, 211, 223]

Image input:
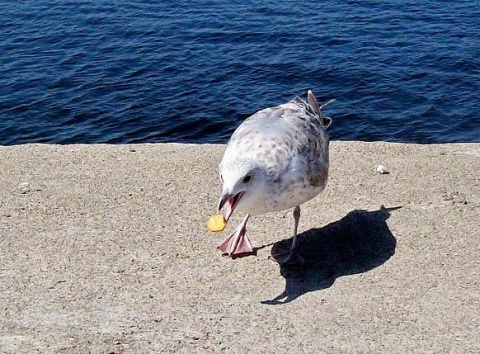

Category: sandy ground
[0, 142, 479, 353]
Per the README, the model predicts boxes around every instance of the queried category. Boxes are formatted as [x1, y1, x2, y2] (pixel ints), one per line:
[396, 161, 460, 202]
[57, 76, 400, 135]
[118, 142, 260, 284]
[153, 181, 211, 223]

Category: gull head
[217, 159, 268, 219]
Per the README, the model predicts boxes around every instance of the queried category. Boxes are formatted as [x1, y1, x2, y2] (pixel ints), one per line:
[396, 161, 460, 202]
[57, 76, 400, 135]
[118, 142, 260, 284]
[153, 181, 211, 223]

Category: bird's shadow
[262, 205, 400, 305]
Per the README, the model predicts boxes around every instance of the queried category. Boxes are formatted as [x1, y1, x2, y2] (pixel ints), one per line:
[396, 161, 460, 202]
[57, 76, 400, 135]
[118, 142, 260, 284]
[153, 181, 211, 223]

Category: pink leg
[271, 206, 304, 265]
[217, 215, 254, 257]
[291, 205, 301, 249]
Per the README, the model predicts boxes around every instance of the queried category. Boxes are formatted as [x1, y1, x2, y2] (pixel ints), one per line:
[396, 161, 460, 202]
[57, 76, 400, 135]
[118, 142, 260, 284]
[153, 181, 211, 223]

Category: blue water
[1, 0, 479, 145]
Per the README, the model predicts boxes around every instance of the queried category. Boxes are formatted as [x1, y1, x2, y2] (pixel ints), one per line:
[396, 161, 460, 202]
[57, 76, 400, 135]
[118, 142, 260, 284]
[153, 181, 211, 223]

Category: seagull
[217, 90, 334, 264]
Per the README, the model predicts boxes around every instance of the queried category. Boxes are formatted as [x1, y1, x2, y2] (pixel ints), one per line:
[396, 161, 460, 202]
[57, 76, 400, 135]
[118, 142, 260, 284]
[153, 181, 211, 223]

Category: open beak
[217, 191, 244, 221]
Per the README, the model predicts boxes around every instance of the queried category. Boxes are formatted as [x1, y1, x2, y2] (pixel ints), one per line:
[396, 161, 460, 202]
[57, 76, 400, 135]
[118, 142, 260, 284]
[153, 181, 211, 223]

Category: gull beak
[217, 193, 230, 213]
[217, 191, 244, 221]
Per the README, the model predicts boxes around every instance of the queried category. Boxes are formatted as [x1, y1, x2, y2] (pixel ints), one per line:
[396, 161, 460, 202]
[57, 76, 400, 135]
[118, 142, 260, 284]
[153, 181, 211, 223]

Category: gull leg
[271, 206, 304, 265]
[291, 205, 301, 250]
[217, 215, 254, 257]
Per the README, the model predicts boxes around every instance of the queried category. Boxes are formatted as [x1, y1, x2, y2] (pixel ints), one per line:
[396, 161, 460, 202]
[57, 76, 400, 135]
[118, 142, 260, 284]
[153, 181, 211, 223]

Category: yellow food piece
[207, 214, 227, 232]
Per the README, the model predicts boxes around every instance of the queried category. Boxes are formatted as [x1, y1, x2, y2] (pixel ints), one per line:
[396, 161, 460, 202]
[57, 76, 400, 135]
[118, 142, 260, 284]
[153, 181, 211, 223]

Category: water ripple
[0, 0, 479, 145]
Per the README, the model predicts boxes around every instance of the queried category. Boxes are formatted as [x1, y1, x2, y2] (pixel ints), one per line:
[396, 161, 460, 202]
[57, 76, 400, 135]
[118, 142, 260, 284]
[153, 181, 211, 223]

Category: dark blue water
[1, 0, 479, 145]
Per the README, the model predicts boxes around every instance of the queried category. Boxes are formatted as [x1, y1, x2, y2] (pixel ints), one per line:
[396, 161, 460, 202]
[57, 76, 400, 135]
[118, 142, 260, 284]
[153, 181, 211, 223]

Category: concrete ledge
[1, 142, 479, 353]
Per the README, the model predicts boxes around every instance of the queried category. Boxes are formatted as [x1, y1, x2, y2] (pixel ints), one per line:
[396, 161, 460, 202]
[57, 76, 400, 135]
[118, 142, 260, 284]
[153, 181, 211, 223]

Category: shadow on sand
[262, 205, 400, 304]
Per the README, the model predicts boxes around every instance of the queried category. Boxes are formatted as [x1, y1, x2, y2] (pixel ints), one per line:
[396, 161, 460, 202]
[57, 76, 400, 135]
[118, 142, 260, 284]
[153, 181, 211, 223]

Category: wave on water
[0, 0, 479, 145]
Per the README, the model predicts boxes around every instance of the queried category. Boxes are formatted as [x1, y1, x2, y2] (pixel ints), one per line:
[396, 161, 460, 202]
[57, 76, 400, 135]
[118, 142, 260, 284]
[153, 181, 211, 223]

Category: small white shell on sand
[15, 182, 31, 194]
[376, 165, 389, 174]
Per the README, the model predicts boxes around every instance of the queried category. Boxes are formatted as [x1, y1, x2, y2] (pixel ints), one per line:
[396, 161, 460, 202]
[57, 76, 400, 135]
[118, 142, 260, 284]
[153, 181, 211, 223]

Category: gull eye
[242, 174, 252, 183]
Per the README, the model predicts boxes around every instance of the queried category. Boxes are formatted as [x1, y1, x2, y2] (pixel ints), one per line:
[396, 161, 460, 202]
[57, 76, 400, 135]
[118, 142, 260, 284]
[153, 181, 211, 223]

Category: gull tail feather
[307, 90, 335, 129]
